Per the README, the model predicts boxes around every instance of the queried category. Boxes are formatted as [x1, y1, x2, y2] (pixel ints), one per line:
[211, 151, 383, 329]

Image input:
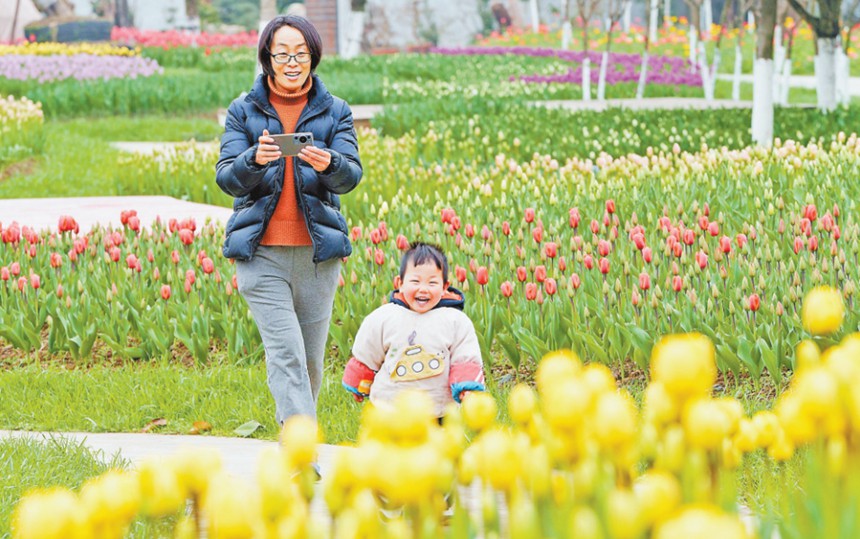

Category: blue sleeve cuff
[342, 382, 369, 398]
[451, 382, 485, 404]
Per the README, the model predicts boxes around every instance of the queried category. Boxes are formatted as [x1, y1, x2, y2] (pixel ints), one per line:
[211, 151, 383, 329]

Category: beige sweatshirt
[351, 303, 484, 417]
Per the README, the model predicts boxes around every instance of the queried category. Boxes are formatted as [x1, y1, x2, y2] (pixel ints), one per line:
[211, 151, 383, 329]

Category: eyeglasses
[270, 52, 311, 65]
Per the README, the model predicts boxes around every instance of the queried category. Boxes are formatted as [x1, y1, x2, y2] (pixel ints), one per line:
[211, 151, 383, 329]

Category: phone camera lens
[299, 136, 308, 143]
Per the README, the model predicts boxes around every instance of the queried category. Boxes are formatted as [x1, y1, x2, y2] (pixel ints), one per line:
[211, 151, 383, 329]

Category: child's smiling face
[400, 261, 447, 314]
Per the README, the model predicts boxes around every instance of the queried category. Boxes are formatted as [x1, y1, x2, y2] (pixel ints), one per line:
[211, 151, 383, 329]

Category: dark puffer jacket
[216, 73, 362, 262]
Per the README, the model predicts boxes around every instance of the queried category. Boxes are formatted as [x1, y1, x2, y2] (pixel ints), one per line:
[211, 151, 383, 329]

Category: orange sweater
[260, 77, 313, 246]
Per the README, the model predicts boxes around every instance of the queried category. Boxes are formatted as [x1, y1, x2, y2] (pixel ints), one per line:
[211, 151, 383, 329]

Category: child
[342, 242, 485, 417]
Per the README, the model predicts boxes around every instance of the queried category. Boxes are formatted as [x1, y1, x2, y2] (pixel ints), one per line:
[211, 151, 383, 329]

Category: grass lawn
[0, 436, 176, 538]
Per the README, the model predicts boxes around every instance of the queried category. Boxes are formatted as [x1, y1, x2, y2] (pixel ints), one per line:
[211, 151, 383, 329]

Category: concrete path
[0, 430, 342, 518]
[533, 97, 753, 111]
[0, 195, 233, 234]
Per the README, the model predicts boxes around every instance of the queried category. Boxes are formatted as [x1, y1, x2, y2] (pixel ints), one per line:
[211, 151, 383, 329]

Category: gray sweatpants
[235, 245, 340, 424]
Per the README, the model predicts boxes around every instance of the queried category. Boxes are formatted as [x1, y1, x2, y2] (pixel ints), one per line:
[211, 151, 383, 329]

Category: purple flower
[0, 54, 163, 83]
[429, 46, 702, 88]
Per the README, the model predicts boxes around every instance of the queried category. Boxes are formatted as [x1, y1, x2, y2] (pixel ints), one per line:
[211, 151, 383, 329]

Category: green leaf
[497, 332, 521, 370]
[233, 420, 262, 437]
[736, 338, 762, 379]
[757, 338, 782, 385]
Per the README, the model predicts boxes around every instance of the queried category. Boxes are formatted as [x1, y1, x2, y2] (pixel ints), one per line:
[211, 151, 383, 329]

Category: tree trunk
[562, 0, 573, 48]
[597, 50, 609, 100]
[636, 51, 649, 98]
[529, 0, 540, 31]
[115, 0, 131, 27]
[507, 0, 525, 27]
[10, 0, 21, 42]
[814, 37, 838, 109]
[583, 58, 592, 101]
[688, 25, 697, 70]
[732, 42, 742, 100]
[649, 0, 659, 42]
[702, 0, 713, 33]
[752, 0, 777, 145]
[622, 1, 632, 32]
[835, 40, 849, 105]
[663, 0, 671, 26]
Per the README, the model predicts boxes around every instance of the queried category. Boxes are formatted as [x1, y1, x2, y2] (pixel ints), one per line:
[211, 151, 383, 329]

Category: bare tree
[751, 0, 777, 144]
[115, 0, 132, 27]
[785, 0, 842, 108]
[575, 0, 602, 101]
[597, 0, 632, 100]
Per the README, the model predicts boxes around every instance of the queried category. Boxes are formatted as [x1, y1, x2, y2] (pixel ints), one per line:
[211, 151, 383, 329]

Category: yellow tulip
[507, 383, 537, 425]
[280, 415, 320, 468]
[173, 447, 222, 497]
[461, 391, 497, 432]
[12, 488, 86, 539]
[827, 434, 847, 476]
[751, 411, 780, 448]
[795, 339, 821, 371]
[138, 459, 186, 518]
[683, 399, 731, 451]
[651, 333, 716, 402]
[606, 489, 643, 539]
[802, 286, 844, 335]
[569, 505, 604, 539]
[536, 349, 582, 394]
[633, 471, 681, 525]
[203, 473, 261, 539]
[792, 367, 840, 421]
[386, 390, 435, 445]
[643, 381, 679, 426]
[654, 504, 749, 539]
[593, 392, 638, 449]
[541, 378, 592, 431]
[581, 363, 617, 394]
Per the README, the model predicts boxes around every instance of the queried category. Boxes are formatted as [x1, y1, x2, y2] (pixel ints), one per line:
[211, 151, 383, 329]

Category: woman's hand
[298, 145, 332, 172]
[255, 129, 281, 166]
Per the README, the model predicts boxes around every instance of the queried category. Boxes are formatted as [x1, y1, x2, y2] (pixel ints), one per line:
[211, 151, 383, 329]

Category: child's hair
[399, 242, 449, 284]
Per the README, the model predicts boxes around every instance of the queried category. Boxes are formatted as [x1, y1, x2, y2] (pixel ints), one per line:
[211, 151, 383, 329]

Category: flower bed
[0, 54, 162, 83]
[111, 27, 259, 48]
[0, 95, 43, 168]
[430, 46, 701, 87]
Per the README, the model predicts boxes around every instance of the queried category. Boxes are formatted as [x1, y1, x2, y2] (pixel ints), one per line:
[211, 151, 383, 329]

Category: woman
[216, 15, 362, 426]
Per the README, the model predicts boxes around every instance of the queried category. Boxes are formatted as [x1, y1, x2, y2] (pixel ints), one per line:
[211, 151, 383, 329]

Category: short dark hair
[258, 15, 323, 79]
[399, 242, 449, 284]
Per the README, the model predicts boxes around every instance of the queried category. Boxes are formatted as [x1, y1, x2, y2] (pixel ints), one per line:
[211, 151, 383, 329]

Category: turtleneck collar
[268, 75, 313, 102]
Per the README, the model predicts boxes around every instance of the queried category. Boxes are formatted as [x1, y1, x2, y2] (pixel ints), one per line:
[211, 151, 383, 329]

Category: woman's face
[269, 25, 312, 93]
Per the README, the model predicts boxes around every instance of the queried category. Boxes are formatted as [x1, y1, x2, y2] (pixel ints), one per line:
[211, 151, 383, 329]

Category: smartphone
[270, 132, 314, 156]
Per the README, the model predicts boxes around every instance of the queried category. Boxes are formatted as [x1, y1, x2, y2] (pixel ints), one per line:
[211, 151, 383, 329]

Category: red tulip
[231, 274, 238, 290]
[351, 226, 362, 241]
[525, 282, 538, 301]
[638, 272, 651, 291]
[558, 257, 567, 272]
[469, 258, 478, 273]
[524, 208, 535, 223]
[168, 218, 179, 233]
[584, 255, 594, 270]
[179, 218, 196, 232]
[50, 252, 62, 268]
[395, 234, 409, 251]
[695, 251, 708, 270]
[569, 208, 581, 229]
[698, 215, 709, 230]
[369, 229, 382, 245]
[128, 216, 141, 232]
[184, 279, 193, 293]
[833, 203, 840, 219]
[682, 229, 695, 246]
[666, 235, 677, 251]
[570, 273, 581, 289]
[109, 247, 121, 262]
[597, 240, 611, 257]
[736, 234, 748, 249]
[799, 218, 812, 236]
[632, 232, 646, 250]
[671, 262, 680, 275]
[153, 267, 160, 280]
[500, 281, 514, 297]
[456, 266, 467, 283]
[58, 215, 79, 234]
[590, 220, 600, 235]
[803, 204, 817, 222]
[186, 269, 196, 285]
[642, 247, 653, 263]
[544, 242, 558, 259]
[56, 285, 63, 299]
[451, 216, 461, 231]
[171, 250, 181, 264]
[481, 225, 492, 241]
[374, 248, 385, 266]
[820, 214, 833, 232]
[516, 266, 528, 282]
[833, 225, 841, 240]
[338, 274, 345, 287]
[598, 257, 610, 274]
[793, 236, 804, 254]
[178, 228, 194, 246]
[454, 232, 462, 246]
[532, 226, 543, 244]
[18, 276, 27, 291]
[719, 236, 732, 254]
[202, 257, 215, 274]
[0, 267, 8, 281]
[831, 240, 839, 256]
[707, 221, 719, 237]
[126, 254, 139, 270]
[544, 278, 557, 296]
[703, 202, 710, 216]
[808, 235, 819, 252]
[748, 294, 761, 312]
[465, 224, 475, 238]
[161, 284, 171, 300]
[605, 199, 615, 214]
[778, 219, 785, 234]
[658, 216, 672, 231]
[27, 244, 36, 258]
[476, 266, 489, 286]
[672, 243, 683, 258]
[672, 275, 683, 292]
[502, 221, 511, 236]
[440, 208, 456, 224]
[603, 212, 611, 228]
[534, 265, 547, 283]
[30, 274, 40, 290]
